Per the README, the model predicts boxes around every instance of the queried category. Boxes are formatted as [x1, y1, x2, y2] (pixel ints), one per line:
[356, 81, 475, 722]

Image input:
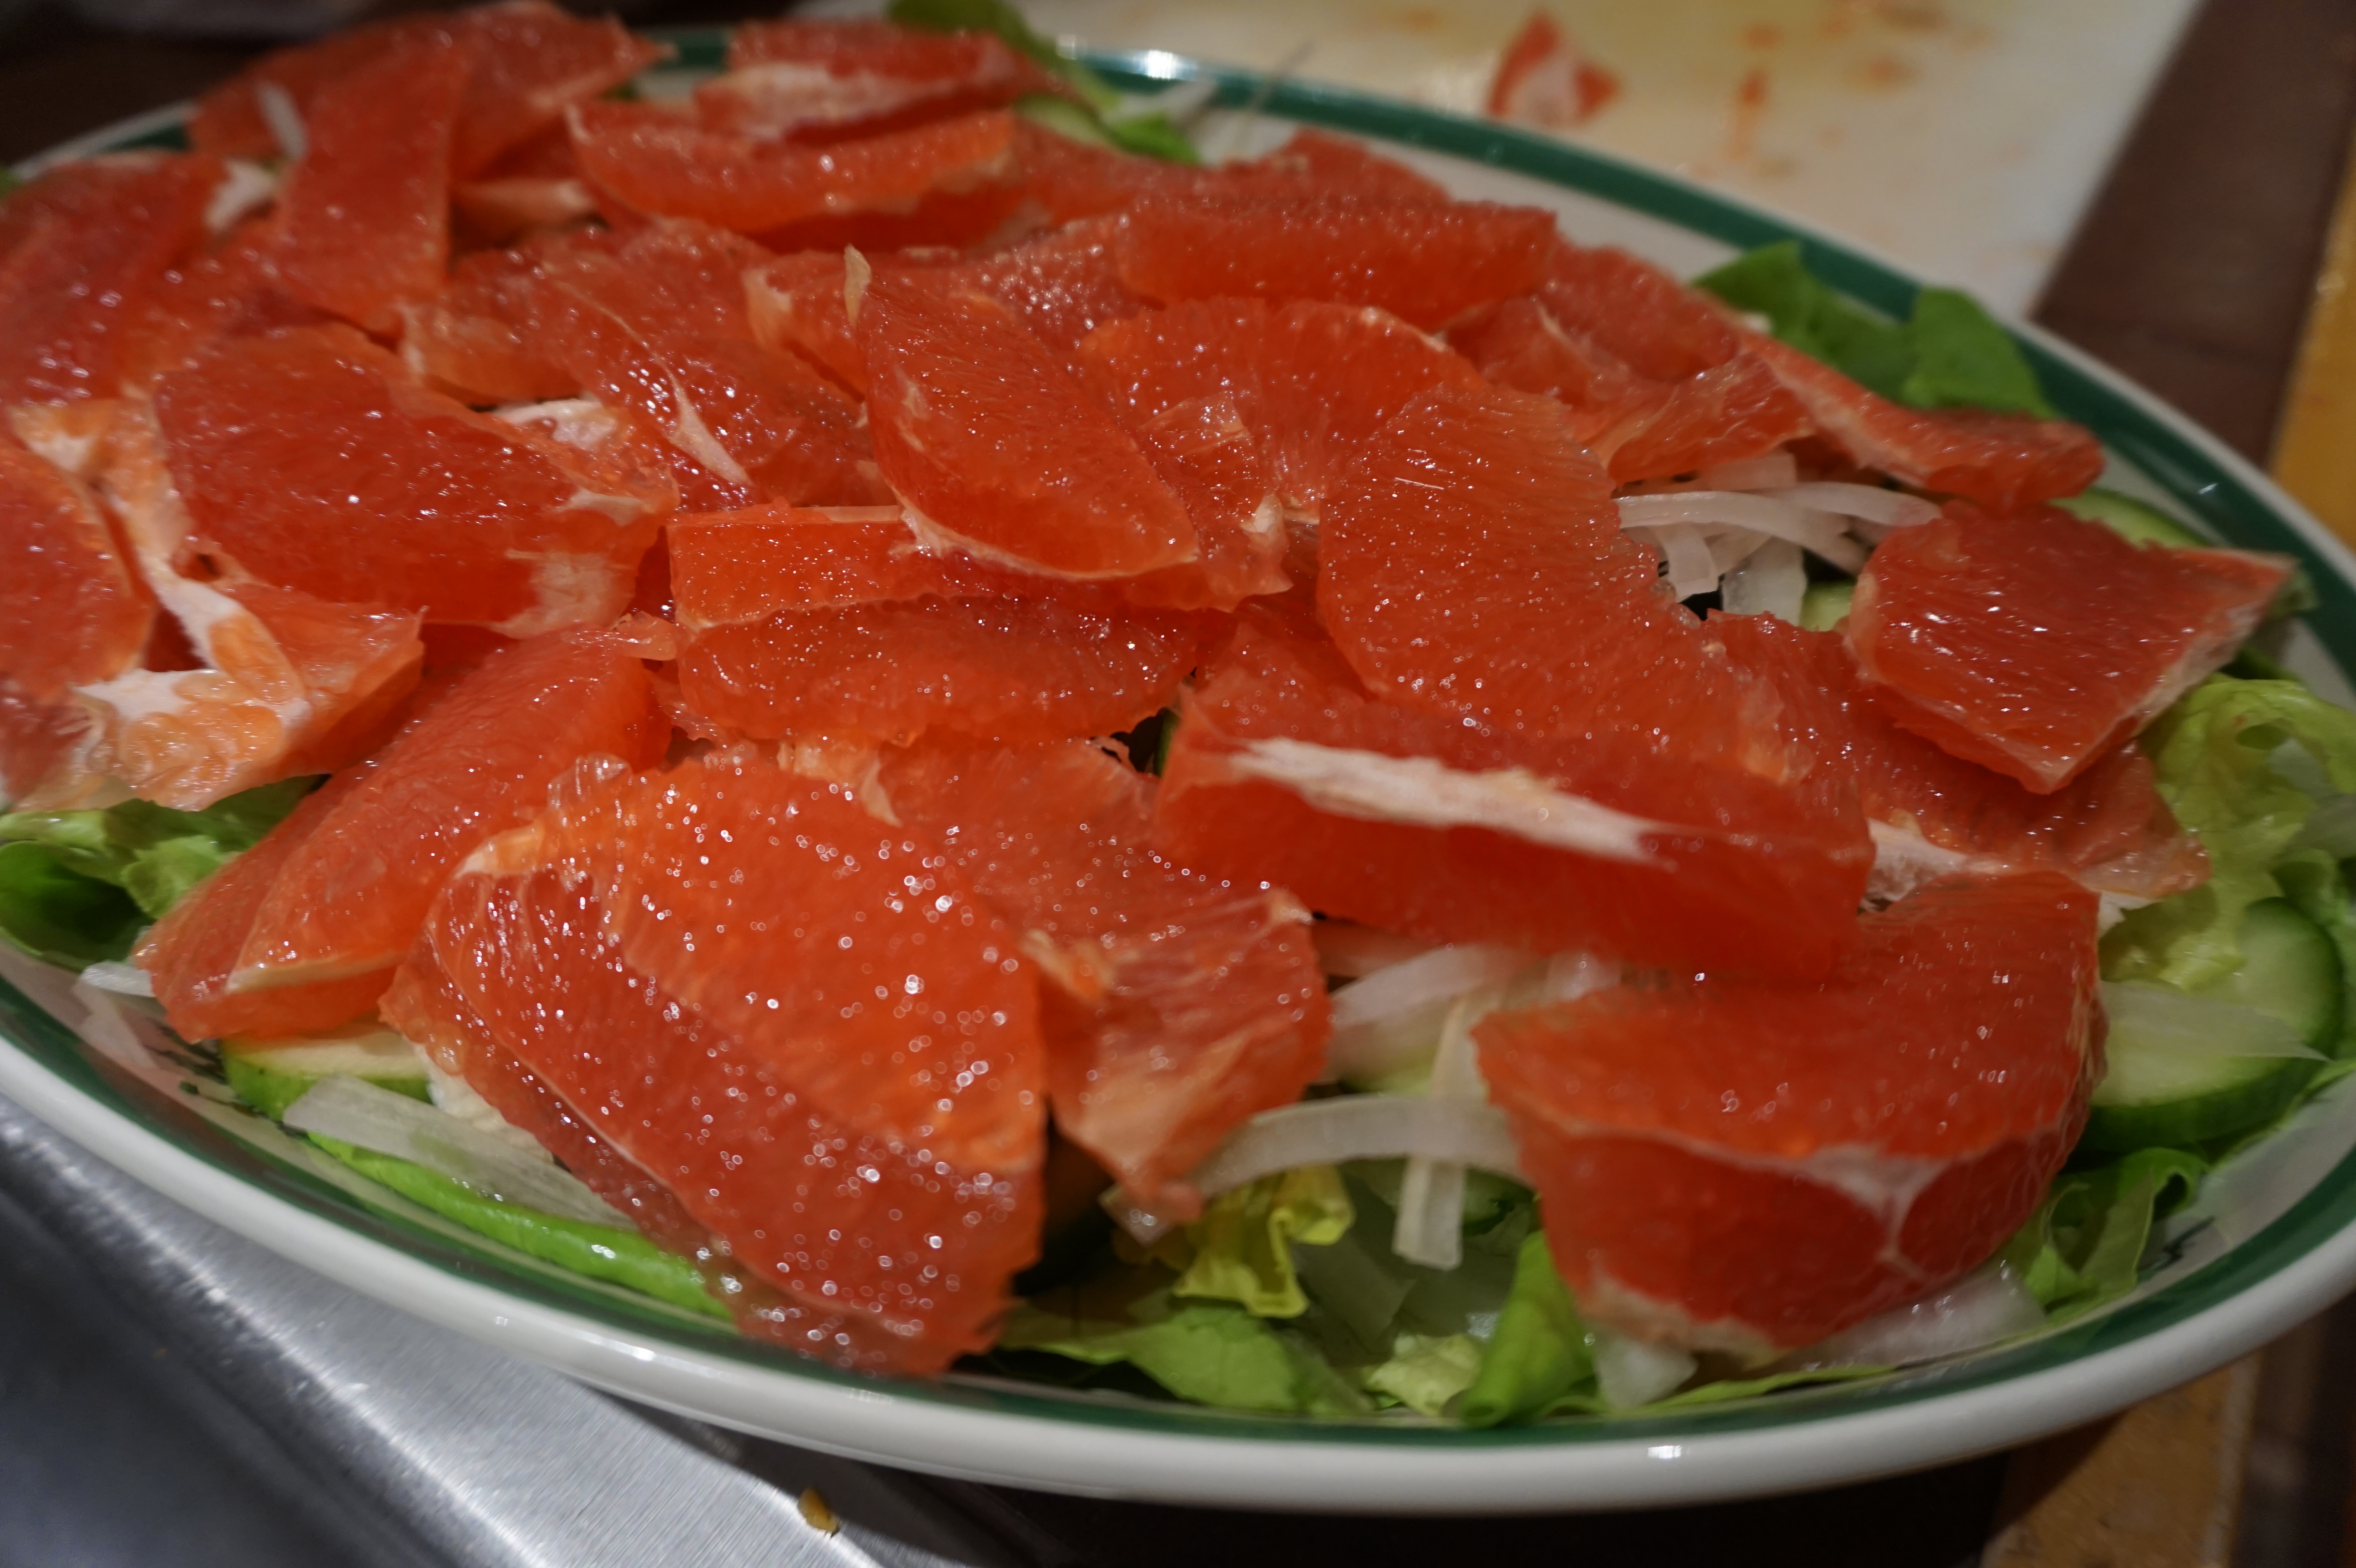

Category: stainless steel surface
[0, 1091, 998, 1568]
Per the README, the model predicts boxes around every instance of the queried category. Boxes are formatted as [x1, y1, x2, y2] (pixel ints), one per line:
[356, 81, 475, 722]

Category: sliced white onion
[80, 961, 155, 999]
[254, 80, 306, 163]
[1757, 483, 1941, 530]
[1391, 988, 1501, 1271]
[1592, 1328, 1699, 1408]
[1617, 491, 1867, 574]
[1326, 945, 1532, 1087]
[1329, 945, 1531, 1032]
[424, 1057, 557, 1161]
[1791, 1261, 2044, 1370]
[1640, 520, 1722, 597]
[2102, 981, 2320, 1059]
[1188, 1095, 1525, 1201]
[1719, 536, 1807, 623]
[283, 1075, 629, 1228]
[205, 159, 279, 234]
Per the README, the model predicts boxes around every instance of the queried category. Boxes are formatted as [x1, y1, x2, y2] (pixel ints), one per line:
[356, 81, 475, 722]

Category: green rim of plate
[9, 29, 2356, 1451]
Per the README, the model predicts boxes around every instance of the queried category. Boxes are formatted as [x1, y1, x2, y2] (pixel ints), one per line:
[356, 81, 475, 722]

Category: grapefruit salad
[1, 1, 2350, 1424]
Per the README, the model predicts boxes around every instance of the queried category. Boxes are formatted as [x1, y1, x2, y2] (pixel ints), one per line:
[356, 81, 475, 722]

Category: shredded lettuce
[998, 1280, 1368, 1414]
[310, 1135, 728, 1319]
[1361, 1331, 1485, 1417]
[2000, 1148, 2206, 1323]
[0, 779, 311, 964]
[2106, 677, 2356, 992]
[1168, 1165, 1352, 1317]
[1696, 240, 2055, 417]
[1458, 1231, 1593, 1427]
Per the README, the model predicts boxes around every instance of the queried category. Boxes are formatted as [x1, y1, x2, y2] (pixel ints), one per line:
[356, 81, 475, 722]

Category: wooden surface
[4, 0, 2356, 1562]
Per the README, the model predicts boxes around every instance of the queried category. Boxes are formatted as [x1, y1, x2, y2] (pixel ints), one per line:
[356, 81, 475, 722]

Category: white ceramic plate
[8, 37, 2356, 1514]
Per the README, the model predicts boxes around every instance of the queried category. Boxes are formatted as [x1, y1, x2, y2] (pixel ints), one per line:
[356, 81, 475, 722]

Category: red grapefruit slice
[0, 154, 222, 406]
[152, 324, 671, 632]
[1477, 872, 2101, 1353]
[1114, 192, 1555, 330]
[857, 268, 1197, 577]
[569, 101, 1015, 234]
[1317, 381, 1770, 760]
[874, 739, 1330, 1210]
[271, 31, 472, 335]
[1153, 607, 1871, 977]
[382, 755, 1045, 1371]
[1849, 504, 2291, 792]
[1718, 611, 2207, 902]
[671, 511, 1206, 746]
[701, 18, 1063, 142]
[220, 627, 665, 1007]
[1746, 335, 2104, 509]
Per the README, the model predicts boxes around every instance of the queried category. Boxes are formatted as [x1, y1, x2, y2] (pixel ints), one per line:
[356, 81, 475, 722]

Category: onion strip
[1188, 1095, 1525, 1201]
[284, 1075, 630, 1228]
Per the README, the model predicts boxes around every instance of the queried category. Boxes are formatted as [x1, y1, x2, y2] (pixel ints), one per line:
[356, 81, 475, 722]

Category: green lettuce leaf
[998, 1283, 1368, 1413]
[310, 1135, 729, 1319]
[2272, 848, 2356, 1056]
[1695, 240, 2054, 417]
[2001, 1147, 2206, 1322]
[1898, 287, 2057, 418]
[1458, 1231, 1594, 1428]
[0, 778, 312, 966]
[1360, 1330, 1484, 1418]
[887, 0, 1200, 160]
[2106, 677, 2356, 991]
[1171, 1165, 1352, 1317]
[0, 841, 146, 966]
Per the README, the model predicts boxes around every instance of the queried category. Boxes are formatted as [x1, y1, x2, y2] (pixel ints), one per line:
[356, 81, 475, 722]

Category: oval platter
[6, 30, 2356, 1514]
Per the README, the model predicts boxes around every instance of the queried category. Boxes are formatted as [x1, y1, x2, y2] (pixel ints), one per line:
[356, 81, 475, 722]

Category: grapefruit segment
[385, 775, 1043, 1372]
[874, 739, 1330, 1209]
[66, 402, 424, 809]
[0, 432, 151, 803]
[187, 15, 448, 161]
[1077, 297, 1486, 539]
[0, 434, 152, 704]
[1476, 873, 2101, 1353]
[225, 627, 665, 996]
[568, 101, 1016, 234]
[1114, 193, 1555, 330]
[448, 1, 667, 177]
[123, 217, 328, 394]
[152, 324, 671, 632]
[668, 507, 1036, 628]
[857, 269, 1197, 578]
[136, 771, 393, 1041]
[381, 955, 718, 1255]
[680, 594, 1204, 746]
[1450, 298, 1810, 481]
[1316, 382, 1769, 759]
[1153, 610, 1871, 976]
[1717, 612, 2207, 902]
[270, 31, 472, 335]
[0, 154, 223, 405]
[1536, 242, 1745, 381]
[701, 19, 1063, 142]
[1746, 334, 2104, 508]
[1848, 503, 2292, 792]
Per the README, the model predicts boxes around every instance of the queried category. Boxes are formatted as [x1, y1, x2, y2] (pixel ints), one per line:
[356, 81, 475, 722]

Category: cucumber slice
[2084, 899, 2339, 1151]
[221, 1025, 430, 1121]
[2054, 488, 2210, 549]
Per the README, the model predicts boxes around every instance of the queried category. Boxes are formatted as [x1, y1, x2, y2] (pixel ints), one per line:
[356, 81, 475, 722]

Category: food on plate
[3, 3, 2348, 1425]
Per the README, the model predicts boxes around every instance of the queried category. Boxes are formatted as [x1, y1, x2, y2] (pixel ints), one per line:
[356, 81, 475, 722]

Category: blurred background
[7, 2, 2356, 1565]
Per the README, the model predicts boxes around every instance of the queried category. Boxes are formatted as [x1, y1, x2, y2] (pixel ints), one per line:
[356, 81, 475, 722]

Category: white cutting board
[1025, 0, 2199, 314]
